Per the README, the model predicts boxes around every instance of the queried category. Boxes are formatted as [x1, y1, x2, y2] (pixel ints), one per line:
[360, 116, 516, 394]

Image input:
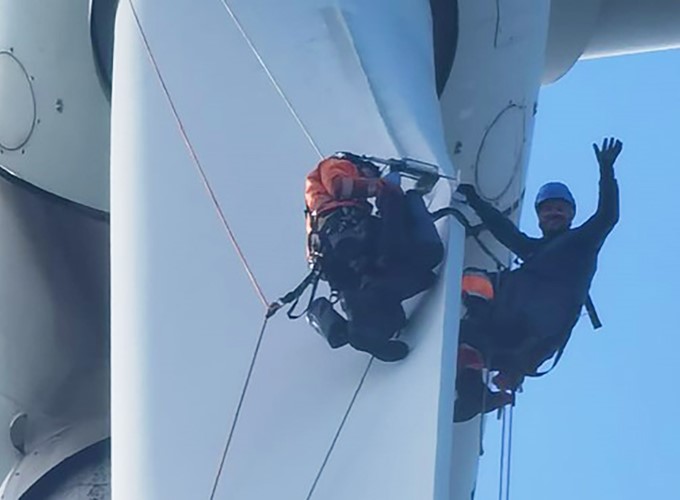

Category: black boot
[306, 297, 349, 349]
[350, 337, 410, 362]
[341, 286, 408, 361]
[454, 369, 514, 423]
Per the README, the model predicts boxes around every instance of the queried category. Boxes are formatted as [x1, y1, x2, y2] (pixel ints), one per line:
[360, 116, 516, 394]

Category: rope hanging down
[498, 404, 514, 500]
[128, 5, 277, 499]
[130, 7, 375, 500]
[130, 6, 525, 499]
[209, 317, 270, 500]
[129, 0, 268, 309]
[216, 0, 323, 160]
[305, 358, 375, 500]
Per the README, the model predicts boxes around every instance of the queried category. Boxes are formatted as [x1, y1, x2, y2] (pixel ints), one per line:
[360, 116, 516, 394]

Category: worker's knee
[342, 289, 406, 337]
[396, 269, 438, 301]
[306, 297, 349, 349]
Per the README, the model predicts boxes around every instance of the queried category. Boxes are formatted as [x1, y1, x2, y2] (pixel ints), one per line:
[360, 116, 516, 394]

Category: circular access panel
[0, 51, 37, 151]
[474, 104, 526, 202]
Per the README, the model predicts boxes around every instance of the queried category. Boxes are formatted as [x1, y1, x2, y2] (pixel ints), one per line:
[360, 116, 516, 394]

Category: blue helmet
[534, 182, 575, 211]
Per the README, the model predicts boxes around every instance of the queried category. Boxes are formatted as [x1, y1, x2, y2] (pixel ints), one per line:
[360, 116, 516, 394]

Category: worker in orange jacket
[305, 153, 443, 362]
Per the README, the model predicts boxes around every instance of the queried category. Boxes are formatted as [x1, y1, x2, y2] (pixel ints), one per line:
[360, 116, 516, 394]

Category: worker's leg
[402, 190, 444, 271]
[454, 368, 514, 423]
[367, 190, 442, 301]
[373, 186, 408, 268]
[341, 286, 409, 362]
[458, 296, 496, 360]
[306, 297, 349, 349]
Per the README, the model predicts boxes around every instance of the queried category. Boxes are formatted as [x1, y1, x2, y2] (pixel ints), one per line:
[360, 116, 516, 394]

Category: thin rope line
[498, 407, 507, 500]
[216, 0, 323, 159]
[505, 404, 514, 500]
[129, 0, 268, 308]
[479, 368, 490, 455]
[493, 0, 501, 48]
[305, 357, 374, 500]
[209, 317, 270, 500]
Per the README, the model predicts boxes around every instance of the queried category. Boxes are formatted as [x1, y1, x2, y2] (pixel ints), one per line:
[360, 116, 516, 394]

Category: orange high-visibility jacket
[305, 157, 381, 224]
[304, 157, 379, 260]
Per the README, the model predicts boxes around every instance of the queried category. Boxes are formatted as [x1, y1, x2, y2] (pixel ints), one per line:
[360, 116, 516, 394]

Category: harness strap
[585, 295, 603, 329]
[437, 204, 601, 379]
[527, 337, 569, 377]
[433, 197, 523, 237]
[267, 264, 321, 319]
[286, 270, 321, 320]
[530, 296, 600, 376]
[432, 207, 507, 272]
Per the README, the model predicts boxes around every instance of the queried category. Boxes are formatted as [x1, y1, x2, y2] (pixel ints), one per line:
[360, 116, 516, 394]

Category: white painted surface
[0, 171, 109, 497]
[0, 0, 110, 211]
[0, 0, 677, 498]
[583, 0, 680, 59]
[111, 1, 459, 499]
[542, 0, 605, 84]
[439, 1, 551, 498]
[544, 0, 680, 83]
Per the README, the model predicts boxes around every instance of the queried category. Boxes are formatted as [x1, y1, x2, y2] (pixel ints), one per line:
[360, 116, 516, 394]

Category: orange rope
[129, 1, 268, 308]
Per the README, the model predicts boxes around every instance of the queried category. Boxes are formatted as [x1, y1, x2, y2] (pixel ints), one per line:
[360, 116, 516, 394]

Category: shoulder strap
[585, 294, 603, 329]
[266, 264, 321, 319]
[523, 328, 573, 378]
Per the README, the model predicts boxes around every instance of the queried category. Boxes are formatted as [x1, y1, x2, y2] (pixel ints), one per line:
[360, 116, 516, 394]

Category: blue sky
[475, 49, 680, 500]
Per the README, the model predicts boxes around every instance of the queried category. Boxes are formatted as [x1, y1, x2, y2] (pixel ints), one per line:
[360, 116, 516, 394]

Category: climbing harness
[268, 206, 372, 321]
[270, 153, 453, 322]
[438, 200, 603, 377]
[267, 264, 322, 320]
[307, 206, 372, 267]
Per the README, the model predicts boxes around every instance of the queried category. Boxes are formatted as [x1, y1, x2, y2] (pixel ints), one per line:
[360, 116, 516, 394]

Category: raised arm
[582, 137, 621, 240]
[458, 184, 536, 259]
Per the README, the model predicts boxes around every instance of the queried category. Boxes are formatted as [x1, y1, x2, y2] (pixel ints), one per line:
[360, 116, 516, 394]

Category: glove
[378, 177, 403, 196]
[382, 171, 402, 188]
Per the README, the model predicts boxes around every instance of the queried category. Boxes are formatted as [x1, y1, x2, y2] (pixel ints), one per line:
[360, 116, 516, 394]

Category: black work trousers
[313, 188, 444, 350]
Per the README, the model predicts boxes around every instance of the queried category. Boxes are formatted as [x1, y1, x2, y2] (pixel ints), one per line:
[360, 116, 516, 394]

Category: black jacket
[466, 165, 619, 372]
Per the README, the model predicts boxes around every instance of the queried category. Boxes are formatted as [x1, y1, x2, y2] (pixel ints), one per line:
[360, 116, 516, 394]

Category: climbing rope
[129, 7, 381, 500]
[498, 411, 505, 500]
[215, 0, 323, 160]
[128, 5, 280, 499]
[129, 0, 268, 308]
[497, 402, 515, 500]
[209, 317, 270, 500]
[132, 5, 528, 499]
[478, 368, 491, 456]
[305, 357, 375, 500]
[506, 405, 514, 500]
